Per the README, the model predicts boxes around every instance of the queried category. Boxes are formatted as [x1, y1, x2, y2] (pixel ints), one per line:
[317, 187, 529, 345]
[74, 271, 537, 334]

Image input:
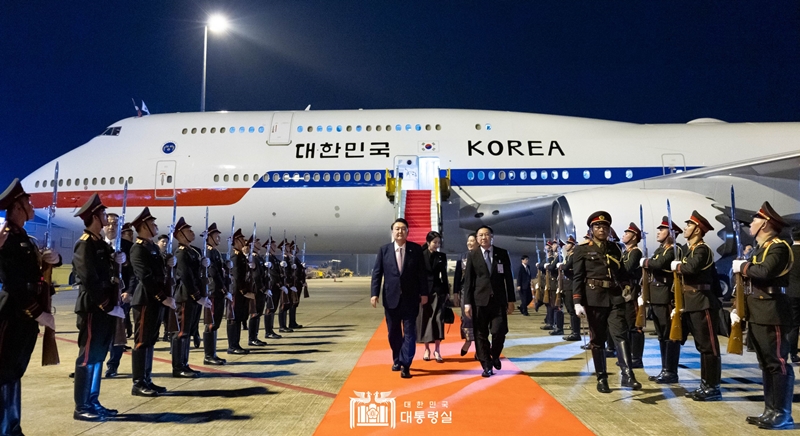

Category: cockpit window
[100, 127, 122, 136]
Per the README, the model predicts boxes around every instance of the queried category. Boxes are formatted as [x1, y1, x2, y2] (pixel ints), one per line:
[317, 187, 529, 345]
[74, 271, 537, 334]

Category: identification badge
[497, 263, 504, 274]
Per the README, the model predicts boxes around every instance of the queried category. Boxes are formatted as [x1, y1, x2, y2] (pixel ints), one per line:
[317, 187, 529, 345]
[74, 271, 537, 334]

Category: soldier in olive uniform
[130, 207, 176, 396]
[671, 210, 722, 401]
[71, 194, 127, 421]
[202, 223, 228, 365]
[546, 241, 564, 336]
[0, 179, 60, 435]
[104, 218, 135, 378]
[245, 236, 267, 347]
[573, 211, 641, 393]
[621, 223, 644, 368]
[558, 236, 581, 341]
[172, 217, 211, 377]
[227, 229, 254, 354]
[732, 202, 795, 429]
[641, 217, 683, 384]
[538, 241, 554, 330]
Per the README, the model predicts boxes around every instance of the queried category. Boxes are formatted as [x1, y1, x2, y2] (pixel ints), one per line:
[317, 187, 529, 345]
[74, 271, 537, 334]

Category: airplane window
[249, 127, 255, 133]
[220, 127, 226, 133]
[356, 125, 362, 132]
[84, 178, 89, 186]
[326, 126, 333, 132]
[258, 126, 265, 133]
[58, 179, 64, 187]
[530, 171, 537, 180]
[214, 175, 219, 182]
[562, 170, 569, 179]
[604, 170, 612, 179]
[376, 125, 382, 131]
[239, 127, 245, 133]
[346, 126, 352, 132]
[67, 179, 73, 186]
[182, 128, 188, 135]
[283, 173, 290, 182]
[478, 171, 485, 181]
[313, 173, 320, 182]
[92, 178, 97, 185]
[467, 171, 474, 181]
[211, 127, 216, 133]
[475, 124, 481, 130]
[405, 124, 411, 131]
[243, 174, 249, 182]
[273, 173, 279, 182]
[167, 176, 173, 183]
[551, 170, 558, 180]
[486, 124, 492, 131]
[354, 172, 361, 182]
[253, 174, 258, 181]
[541, 171, 548, 180]
[333, 173, 341, 182]
[498, 171, 505, 180]
[297, 126, 303, 133]
[387, 125, 392, 131]
[395, 124, 401, 131]
[344, 172, 351, 182]
[435, 124, 441, 131]
[201, 127, 207, 134]
[317, 126, 323, 132]
[374, 172, 382, 182]
[336, 125, 342, 132]
[224, 175, 229, 182]
[366, 125, 372, 131]
[101, 177, 106, 185]
[233, 174, 239, 182]
[262, 174, 268, 182]
[425, 124, 431, 131]
[323, 173, 330, 182]
[292, 173, 300, 182]
[520, 171, 527, 180]
[303, 173, 310, 182]
[508, 171, 515, 180]
[191, 128, 197, 134]
[488, 171, 495, 180]
[415, 124, 421, 131]
[118, 177, 124, 185]
[626, 170, 633, 179]
[230, 126, 235, 133]
[364, 172, 371, 182]
[35, 181, 39, 188]
[128, 176, 133, 185]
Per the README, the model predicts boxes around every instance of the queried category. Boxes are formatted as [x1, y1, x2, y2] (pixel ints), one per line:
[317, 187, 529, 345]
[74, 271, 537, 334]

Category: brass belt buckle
[588, 282, 596, 290]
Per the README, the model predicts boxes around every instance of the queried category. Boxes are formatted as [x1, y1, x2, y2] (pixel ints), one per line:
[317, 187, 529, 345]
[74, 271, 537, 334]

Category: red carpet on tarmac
[315, 318, 593, 435]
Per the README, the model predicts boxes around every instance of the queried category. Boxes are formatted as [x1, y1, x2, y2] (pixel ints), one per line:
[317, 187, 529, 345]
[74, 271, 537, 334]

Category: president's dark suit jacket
[516, 263, 532, 291]
[371, 241, 428, 310]
[463, 246, 516, 307]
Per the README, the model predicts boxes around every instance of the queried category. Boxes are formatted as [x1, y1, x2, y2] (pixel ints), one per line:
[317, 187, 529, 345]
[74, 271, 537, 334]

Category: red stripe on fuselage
[28, 188, 249, 209]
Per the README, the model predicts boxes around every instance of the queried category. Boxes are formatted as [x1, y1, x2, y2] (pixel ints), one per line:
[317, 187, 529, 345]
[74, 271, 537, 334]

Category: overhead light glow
[208, 15, 228, 32]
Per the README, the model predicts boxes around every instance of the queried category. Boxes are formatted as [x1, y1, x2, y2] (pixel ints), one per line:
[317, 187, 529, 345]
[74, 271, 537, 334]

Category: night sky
[2, 1, 799, 182]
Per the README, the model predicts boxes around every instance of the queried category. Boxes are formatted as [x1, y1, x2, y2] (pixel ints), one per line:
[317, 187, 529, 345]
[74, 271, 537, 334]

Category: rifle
[166, 197, 180, 333]
[302, 236, 309, 298]
[265, 227, 275, 311]
[290, 235, 299, 304]
[201, 207, 211, 325]
[112, 182, 129, 346]
[635, 205, 650, 328]
[542, 233, 551, 304]
[247, 223, 257, 315]
[279, 230, 289, 309]
[554, 238, 564, 307]
[224, 216, 235, 320]
[727, 186, 746, 354]
[667, 199, 684, 342]
[533, 238, 544, 305]
[41, 162, 60, 366]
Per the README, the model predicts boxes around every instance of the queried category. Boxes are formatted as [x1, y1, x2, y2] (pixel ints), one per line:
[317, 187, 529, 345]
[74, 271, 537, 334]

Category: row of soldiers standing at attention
[0, 179, 307, 432]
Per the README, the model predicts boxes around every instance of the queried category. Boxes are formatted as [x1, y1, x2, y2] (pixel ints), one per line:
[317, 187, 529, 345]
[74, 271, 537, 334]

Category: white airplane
[20, 109, 800, 272]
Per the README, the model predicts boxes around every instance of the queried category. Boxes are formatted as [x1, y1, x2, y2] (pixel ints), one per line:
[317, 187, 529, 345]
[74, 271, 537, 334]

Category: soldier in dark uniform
[71, 194, 127, 421]
[671, 210, 722, 401]
[732, 202, 794, 429]
[558, 236, 581, 341]
[288, 241, 305, 330]
[244, 236, 267, 347]
[788, 227, 800, 364]
[0, 179, 60, 435]
[227, 229, 254, 354]
[202, 223, 228, 365]
[104, 217, 135, 378]
[641, 217, 683, 384]
[278, 240, 294, 333]
[129, 207, 176, 396]
[621, 223, 644, 368]
[546, 240, 565, 336]
[263, 237, 283, 340]
[538, 241, 554, 331]
[573, 211, 641, 393]
[172, 217, 211, 377]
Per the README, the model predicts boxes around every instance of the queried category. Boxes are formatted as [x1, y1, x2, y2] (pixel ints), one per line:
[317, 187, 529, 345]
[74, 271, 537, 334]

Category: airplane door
[661, 153, 686, 174]
[155, 160, 176, 199]
[268, 112, 293, 145]
[394, 156, 419, 190]
[418, 156, 440, 191]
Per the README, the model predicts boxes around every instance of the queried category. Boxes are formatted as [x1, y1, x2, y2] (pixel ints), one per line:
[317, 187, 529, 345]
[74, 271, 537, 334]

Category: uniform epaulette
[579, 240, 590, 246]
[80, 234, 90, 241]
[136, 238, 145, 244]
[178, 246, 185, 250]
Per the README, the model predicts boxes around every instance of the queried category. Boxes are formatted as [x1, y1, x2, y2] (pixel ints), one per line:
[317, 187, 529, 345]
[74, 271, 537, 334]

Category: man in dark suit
[463, 225, 516, 377]
[370, 218, 428, 379]
[516, 255, 532, 316]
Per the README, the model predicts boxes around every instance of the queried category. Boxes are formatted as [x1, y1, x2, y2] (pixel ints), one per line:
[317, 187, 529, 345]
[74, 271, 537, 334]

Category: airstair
[385, 156, 450, 245]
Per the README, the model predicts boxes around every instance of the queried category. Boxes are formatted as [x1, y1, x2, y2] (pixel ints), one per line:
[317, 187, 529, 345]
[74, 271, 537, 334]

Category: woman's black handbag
[442, 298, 455, 324]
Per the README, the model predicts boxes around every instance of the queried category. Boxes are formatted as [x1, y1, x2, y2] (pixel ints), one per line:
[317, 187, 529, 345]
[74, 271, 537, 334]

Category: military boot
[592, 347, 611, 393]
[746, 370, 772, 425]
[758, 372, 795, 430]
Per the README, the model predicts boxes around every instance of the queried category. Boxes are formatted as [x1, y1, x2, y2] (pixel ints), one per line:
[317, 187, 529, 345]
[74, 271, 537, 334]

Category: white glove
[197, 297, 212, 308]
[248, 262, 256, 270]
[280, 261, 288, 268]
[114, 252, 127, 265]
[575, 303, 586, 317]
[225, 292, 233, 301]
[109, 306, 125, 319]
[638, 296, 644, 306]
[670, 308, 683, 319]
[244, 292, 256, 300]
[162, 297, 177, 310]
[201, 257, 211, 268]
[639, 258, 646, 268]
[730, 309, 741, 324]
[166, 256, 177, 268]
[266, 261, 272, 268]
[670, 261, 680, 271]
[556, 262, 564, 270]
[292, 264, 297, 269]
[35, 312, 56, 330]
[534, 283, 539, 290]
[41, 250, 60, 265]
[225, 260, 233, 269]
[301, 263, 306, 268]
[267, 290, 273, 297]
[732, 260, 746, 274]
[536, 263, 542, 269]
[290, 286, 298, 293]
[121, 292, 132, 304]
[281, 286, 289, 294]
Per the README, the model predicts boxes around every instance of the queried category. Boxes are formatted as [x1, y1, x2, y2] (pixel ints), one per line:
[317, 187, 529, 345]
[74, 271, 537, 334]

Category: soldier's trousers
[132, 304, 164, 383]
[204, 293, 226, 332]
[788, 297, 800, 358]
[174, 301, 200, 339]
[683, 308, 721, 385]
[76, 312, 115, 366]
[608, 302, 634, 346]
[651, 303, 673, 341]
[750, 322, 794, 376]
[586, 306, 612, 350]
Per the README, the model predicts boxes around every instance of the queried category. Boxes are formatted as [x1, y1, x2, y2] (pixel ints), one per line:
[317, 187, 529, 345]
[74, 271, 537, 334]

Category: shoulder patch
[579, 240, 590, 246]
[178, 246, 185, 250]
[80, 234, 90, 241]
[136, 239, 144, 244]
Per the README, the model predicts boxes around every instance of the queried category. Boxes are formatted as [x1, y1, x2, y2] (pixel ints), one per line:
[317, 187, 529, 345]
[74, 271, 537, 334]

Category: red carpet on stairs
[404, 190, 432, 245]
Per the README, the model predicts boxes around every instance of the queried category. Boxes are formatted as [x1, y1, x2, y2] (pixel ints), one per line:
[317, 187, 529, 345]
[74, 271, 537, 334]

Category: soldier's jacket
[73, 230, 117, 314]
[743, 236, 794, 325]
[0, 223, 54, 321]
[561, 251, 574, 292]
[175, 244, 205, 303]
[130, 237, 169, 306]
[281, 255, 295, 288]
[293, 256, 306, 288]
[677, 241, 716, 312]
[545, 254, 558, 296]
[231, 249, 250, 296]
[622, 246, 643, 299]
[254, 254, 268, 293]
[644, 244, 681, 305]
[572, 239, 626, 307]
[788, 244, 800, 299]
[207, 246, 226, 296]
[267, 253, 284, 293]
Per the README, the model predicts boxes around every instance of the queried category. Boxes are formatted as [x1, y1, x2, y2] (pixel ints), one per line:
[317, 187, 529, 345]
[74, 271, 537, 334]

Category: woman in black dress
[416, 231, 450, 362]
[452, 233, 477, 357]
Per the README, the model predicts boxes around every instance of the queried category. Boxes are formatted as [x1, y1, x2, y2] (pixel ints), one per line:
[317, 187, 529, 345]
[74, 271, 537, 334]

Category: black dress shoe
[105, 368, 118, 378]
[172, 368, 199, 378]
[131, 382, 158, 397]
[186, 366, 201, 374]
[540, 325, 554, 330]
[267, 333, 283, 339]
[549, 329, 564, 336]
[193, 336, 201, 349]
[279, 328, 294, 333]
[522, 312, 530, 316]
[596, 378, 611, 393]
[481, 368, 493, 378]
[93, 403, 118, 417]
[692, 385, 721, 402]
[74, 408, 107, 422]
[648, 370, 665, 382]
[248, 339, 268, 346]
[204, 356, 226, 365]
[400, 367, 412, 379]
[227, 347, 250, 355]
[289, 324, 303, 329]
[563, 333, 581, 341]
[147, 381, 167, 394]
[123, 345, 132, 351]
[792, 354, 800, 363]
[492, 357, 502, 370]
[656, 372, 679, 384]
[391, 363, 401, 372]
[460, 344, 469, 357]
[580, 343, 592, 350]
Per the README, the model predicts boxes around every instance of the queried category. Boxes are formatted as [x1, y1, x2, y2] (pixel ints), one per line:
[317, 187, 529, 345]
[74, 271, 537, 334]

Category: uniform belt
[587, 278, 613, 289]
[746, 285, 786, 296]
[650, 276, 669, 285]
[683, 284, 711, 292]
[24, 281, 46, 292]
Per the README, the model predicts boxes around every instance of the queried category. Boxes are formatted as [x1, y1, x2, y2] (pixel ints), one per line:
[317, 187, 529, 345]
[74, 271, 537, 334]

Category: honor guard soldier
[641, 217, 683, 384]
[546, 240, 564, 336]
[573, 211, 641, 393]
[288, 241, 304, 329]
[621, 223, 645, 368]
[558, 236, 581, 341]
[245, 236, 267, 347]
[130, 207, 176, 396]
[538, 241, 554, 330]
[172, 217, 211, 377]
[202, 223, 228, 365]
[71, 194, 126, 421]
[671, 210, 722, 401]
[0, 179, 60, 435]
[278, 239, 293, 333]
[264, 237, 283, 339]
[227, 229, 254, 354]
[104, 217, 135, 378]
[732, 202, 795, 429]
